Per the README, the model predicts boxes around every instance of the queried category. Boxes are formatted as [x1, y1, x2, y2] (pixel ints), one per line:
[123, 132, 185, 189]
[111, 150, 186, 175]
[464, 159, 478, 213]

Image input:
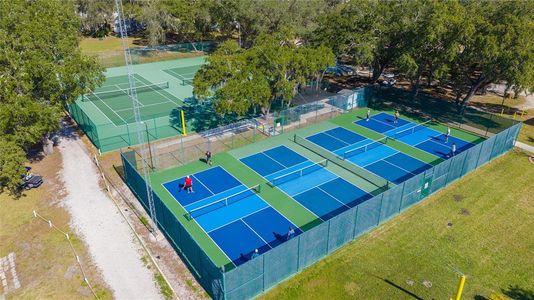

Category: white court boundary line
[136, 75, 185, 106]
[160, 169, 236, 267]
[237, 157, 324, 222]
[90, 93, 127, 124]
[206, 206, 271, 234]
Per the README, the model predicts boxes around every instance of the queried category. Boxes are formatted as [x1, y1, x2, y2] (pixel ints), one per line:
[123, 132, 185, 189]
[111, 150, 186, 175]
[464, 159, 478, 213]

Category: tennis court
[84, 74, 184, 126]
[162, 166, 301, 266]
[163, 65, 202, 86]
[355, 112, 475, 159]
[304, 127, 432, 184]
[240, 145, 372, 220]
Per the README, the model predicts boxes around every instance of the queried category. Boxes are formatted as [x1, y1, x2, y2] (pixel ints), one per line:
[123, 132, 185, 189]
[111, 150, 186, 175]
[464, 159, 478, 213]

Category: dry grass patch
[0, 150, 111, 299]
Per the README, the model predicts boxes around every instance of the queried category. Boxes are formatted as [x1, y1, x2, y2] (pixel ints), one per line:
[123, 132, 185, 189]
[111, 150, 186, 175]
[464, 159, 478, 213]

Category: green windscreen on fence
[121, 151, 224, 299]
[328, 208, 358, 251]
[220, 122, 521, 299]
[119, 100, 521, 299]
[70, 87, 368, 153]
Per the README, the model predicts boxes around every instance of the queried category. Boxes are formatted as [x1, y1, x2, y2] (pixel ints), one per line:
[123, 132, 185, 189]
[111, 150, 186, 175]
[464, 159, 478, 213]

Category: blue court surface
[305, 127, 432, 184]
[355, 112, 475, 159]
[240, 145, 372, 221]
[162, 166, 301, 266]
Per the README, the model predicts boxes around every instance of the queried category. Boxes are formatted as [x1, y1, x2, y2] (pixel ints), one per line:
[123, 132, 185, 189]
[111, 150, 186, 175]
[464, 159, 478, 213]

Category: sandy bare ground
[524, 92, 534, 109]
[57, 124, 161, 300]
[490, 83, 534, 109]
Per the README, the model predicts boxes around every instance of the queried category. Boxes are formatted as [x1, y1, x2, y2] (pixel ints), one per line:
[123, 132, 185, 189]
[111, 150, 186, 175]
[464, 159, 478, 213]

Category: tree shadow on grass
[502, 284, 534, 300]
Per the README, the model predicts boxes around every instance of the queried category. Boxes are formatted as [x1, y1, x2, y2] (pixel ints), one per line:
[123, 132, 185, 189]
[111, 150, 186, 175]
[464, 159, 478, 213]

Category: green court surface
[85, 74, 183, 126]
[68, 56, 205, 152]
[147, 108, 485, 269]
[163, 65, 202, 86]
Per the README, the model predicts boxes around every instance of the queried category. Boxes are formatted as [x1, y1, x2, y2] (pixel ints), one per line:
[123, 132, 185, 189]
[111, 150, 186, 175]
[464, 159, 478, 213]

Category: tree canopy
[3, 0, 534, 191]
[315, 0, 534, 110]
[193, 32, 335, 115]
[0, 0, 103, 192]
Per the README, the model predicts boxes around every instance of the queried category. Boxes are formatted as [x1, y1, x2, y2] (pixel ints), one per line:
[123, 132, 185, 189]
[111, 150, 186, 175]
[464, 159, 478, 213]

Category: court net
[342, 137, 389, 159]
[294, 134, 390, 190]
[181, 78, 194, 86]
[392, 120, 432, 139]
[186, 184, 261, 219]
[83, 81, 169, 101]
[269, 159, 328, 187]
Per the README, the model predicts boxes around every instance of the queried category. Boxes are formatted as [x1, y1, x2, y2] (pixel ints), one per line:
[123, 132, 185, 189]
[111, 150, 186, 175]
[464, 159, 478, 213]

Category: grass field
[81, 36, 205, 68]
[516, 109, 534, 146]
[470, 94, 534, 147]
[0, 151, 110, 299]
[261, 149, 534, 300]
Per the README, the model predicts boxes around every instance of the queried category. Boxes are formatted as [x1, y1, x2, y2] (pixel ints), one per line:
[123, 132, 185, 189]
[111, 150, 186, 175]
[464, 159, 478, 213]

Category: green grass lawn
[80, 36, 205, 68]
[470, 94, 534, 147]
[261, 149, 534, 300]
[516, 109, 534, 146]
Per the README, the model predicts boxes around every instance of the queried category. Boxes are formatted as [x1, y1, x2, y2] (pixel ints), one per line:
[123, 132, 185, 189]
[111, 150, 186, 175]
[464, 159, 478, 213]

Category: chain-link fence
[92, 40, 217, 68]
[119, 84, 520, 299]
[221, 121, 521, 300]
[67, 86, 367, 154]
[131, 88, 368, 171]
[366, 86, 516, 137]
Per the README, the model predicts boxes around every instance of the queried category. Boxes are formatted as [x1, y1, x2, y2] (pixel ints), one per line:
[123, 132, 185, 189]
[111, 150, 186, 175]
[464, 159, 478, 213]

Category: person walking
[394, 110, 400, 124]
[366, 108, 371, 121]
[205, 150, 212, 166]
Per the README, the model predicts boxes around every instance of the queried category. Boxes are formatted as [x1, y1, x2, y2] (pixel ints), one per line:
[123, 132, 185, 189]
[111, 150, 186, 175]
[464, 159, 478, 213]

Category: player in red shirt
[183, 175, 194, 193]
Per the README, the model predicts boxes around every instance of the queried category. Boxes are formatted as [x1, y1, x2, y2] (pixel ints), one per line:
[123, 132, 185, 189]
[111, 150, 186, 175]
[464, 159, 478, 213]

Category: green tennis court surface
[163, 65, 202, 86]
[84, 74, 183, 126]
[68, 56, 205, 152]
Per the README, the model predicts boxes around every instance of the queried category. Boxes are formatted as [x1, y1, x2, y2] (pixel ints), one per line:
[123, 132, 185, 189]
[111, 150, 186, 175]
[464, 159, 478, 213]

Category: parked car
[381, 73, 396, 86]
[19, 167, 43, 190]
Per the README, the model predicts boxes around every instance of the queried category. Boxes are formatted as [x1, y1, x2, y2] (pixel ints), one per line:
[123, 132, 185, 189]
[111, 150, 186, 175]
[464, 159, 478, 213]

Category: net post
[181, 110, 187, 136]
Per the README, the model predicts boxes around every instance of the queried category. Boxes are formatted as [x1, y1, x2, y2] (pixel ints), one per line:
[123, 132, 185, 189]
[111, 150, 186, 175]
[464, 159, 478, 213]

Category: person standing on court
[366, 108, 371, 121]
[450, 143, 457, 157]
[394, 110, 400, 124]
[183, 175, 194, 193]
[205, 150, 212, 166]
[251, 249, 259, 259]
[287, 226, 295, 240]
[445, 127, 451, 143]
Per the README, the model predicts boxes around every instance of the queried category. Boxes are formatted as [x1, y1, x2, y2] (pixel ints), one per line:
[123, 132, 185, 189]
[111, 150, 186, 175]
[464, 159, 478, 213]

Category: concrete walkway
[516, 141, 534, 154]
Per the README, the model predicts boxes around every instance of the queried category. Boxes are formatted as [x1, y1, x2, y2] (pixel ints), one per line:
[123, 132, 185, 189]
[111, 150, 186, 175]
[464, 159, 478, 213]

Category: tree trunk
[263, 94, 275, 116]
[371, 61, 385, 83]
[412, 73, 422, 98]
[318, 70, 327, 91]
[458, 75, 486, 113]
[427, 62, 434, 87]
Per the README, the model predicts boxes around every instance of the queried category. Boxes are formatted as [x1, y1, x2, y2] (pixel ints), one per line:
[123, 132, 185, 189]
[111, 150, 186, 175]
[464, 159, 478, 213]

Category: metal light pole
[115, 0, 157, 233]
[141, 121, 155, 170]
